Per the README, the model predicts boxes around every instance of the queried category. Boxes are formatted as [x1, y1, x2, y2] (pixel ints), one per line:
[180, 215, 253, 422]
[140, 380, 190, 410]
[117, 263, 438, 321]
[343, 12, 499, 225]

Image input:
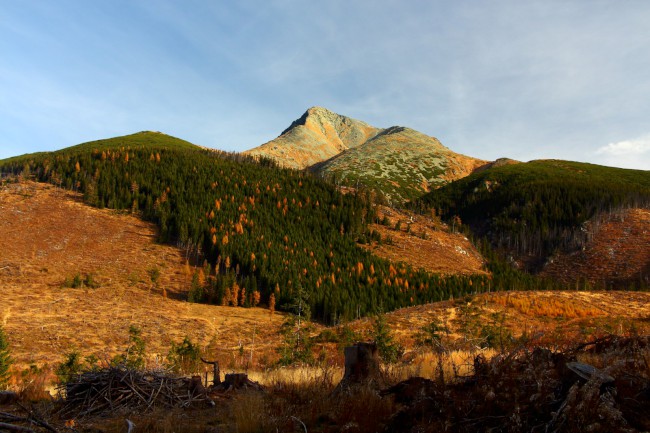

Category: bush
[417, 319, 449, 353]
[112, 325, 146, 369]
[63, 272, 99, 289]
[56, 351, 84, 384]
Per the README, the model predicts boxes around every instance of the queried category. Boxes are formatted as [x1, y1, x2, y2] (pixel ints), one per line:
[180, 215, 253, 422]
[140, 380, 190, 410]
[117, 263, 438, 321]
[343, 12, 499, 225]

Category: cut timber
[224, 373, 249, 388]
[338, 342, 381, 389]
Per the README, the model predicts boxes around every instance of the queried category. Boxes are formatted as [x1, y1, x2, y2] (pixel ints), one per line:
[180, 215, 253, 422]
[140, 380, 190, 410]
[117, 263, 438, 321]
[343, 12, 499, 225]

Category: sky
[1, 1, 649, 170]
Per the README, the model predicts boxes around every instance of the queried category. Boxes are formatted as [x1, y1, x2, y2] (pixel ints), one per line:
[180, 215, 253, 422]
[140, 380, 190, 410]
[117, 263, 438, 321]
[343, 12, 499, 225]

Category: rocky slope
[245, 106, 381, 170]
[312, 126, 486, 203]
[246, 107, 486, 202]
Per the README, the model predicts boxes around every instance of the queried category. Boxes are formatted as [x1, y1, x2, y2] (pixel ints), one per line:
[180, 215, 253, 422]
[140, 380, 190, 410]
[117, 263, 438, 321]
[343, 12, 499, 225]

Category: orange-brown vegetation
[362, 206, 487, 275]
[542, 208, 650, 287]
[2, 179, 650, 432]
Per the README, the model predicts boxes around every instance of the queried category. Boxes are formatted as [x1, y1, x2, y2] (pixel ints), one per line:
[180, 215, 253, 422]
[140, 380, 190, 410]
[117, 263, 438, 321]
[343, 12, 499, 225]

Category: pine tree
[372, 314, 403, 364]
[0, 325, 13, 389]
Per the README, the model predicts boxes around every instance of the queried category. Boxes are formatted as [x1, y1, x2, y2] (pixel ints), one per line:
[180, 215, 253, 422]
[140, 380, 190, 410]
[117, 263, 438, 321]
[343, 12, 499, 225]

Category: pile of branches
[59, 365, 209, 417]
[382, 336, 650, 433]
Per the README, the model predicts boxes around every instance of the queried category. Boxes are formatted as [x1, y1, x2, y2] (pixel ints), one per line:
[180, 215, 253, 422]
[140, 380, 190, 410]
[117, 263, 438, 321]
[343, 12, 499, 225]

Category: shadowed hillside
[416, 159, 650, 287]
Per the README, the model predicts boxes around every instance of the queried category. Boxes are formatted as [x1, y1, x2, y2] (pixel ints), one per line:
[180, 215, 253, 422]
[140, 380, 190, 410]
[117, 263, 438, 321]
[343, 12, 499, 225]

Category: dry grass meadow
[0, 181, 287, 376]
[361, 205, 487, 276]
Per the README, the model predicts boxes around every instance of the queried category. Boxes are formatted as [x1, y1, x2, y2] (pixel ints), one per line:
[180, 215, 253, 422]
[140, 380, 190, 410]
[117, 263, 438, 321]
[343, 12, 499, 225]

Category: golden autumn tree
[230, 282, 240, 307]
[252, 290, 261, 307]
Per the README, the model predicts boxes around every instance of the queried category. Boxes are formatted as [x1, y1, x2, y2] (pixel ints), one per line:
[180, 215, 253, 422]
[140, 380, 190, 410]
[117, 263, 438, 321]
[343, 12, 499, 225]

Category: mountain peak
[245, 107, 381, 169]
[244, 107, 487, 200]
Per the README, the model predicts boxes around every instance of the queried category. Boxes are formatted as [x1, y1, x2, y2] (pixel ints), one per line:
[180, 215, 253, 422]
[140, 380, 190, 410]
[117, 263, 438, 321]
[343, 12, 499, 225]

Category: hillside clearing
[1, 180, 648, 380]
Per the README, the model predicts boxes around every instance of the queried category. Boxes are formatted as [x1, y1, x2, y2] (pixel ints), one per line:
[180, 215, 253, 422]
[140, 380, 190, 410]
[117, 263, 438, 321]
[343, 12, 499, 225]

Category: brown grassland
[361, 205, 487, 275]
[1, 180, 649, 432]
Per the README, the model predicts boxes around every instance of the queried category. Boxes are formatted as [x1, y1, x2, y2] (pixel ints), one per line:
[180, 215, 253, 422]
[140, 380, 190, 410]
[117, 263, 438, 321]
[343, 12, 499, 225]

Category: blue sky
[1, 1, 649, 169]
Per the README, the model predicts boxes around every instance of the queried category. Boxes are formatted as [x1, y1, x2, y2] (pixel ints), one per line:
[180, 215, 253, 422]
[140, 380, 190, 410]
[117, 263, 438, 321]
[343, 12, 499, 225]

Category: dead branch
[59, 365, 213, 417]
[0, 422, 36, 433]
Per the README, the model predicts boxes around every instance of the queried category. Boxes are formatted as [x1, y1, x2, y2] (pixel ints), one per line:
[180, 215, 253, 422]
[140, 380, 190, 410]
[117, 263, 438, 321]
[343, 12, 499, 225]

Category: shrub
[63, 272, 99, 289]
[112, 325, 146, 369]
[417, 318, 449, 353]
[55, 351, 84, 384]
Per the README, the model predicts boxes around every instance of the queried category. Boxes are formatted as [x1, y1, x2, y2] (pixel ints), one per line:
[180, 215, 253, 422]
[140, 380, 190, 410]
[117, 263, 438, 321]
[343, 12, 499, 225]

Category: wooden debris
[59, 366, 212, 417]
[381, 337, 650, 432]
[0, 409, 57, 433]
[566, 361, 615, 384]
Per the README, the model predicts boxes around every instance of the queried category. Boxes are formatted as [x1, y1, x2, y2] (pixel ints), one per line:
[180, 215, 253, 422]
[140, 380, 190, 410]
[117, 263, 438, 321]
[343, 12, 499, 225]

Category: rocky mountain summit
[246, 106, 486, 202]
[245, 106, 381, 170]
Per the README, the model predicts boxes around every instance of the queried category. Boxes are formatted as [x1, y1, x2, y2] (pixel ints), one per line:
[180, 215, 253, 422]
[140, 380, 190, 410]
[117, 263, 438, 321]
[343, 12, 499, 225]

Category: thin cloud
[596, 135, 650, 156]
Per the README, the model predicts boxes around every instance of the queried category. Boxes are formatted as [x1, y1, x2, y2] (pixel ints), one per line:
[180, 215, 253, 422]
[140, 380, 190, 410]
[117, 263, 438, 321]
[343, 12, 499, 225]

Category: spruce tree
[0, 325, 12, 389]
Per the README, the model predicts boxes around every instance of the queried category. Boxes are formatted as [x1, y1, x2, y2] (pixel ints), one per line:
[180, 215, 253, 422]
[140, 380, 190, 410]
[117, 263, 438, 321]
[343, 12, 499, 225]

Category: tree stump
[201, 358, 221, 387]
[0, 390, 18, 405]
[224, 373, 249, 388]
[209, 373, 264, 393]
[336, 342, 381, 391]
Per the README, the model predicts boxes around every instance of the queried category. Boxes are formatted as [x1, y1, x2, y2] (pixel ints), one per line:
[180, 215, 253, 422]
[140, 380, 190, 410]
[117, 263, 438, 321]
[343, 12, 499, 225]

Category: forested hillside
[416, 160, 650, 286]
[1, 132, 515, 323]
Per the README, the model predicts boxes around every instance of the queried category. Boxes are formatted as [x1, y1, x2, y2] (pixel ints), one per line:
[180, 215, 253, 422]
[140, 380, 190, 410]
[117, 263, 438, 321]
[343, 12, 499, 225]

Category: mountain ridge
[246, 106, 487, 202]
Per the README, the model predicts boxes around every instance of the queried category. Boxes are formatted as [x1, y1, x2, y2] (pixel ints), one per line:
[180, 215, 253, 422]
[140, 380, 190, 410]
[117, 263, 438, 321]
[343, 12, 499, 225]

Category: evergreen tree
[112, 325, 147, 369]
[0, 325, 12, 389]
[372, 314, 403, 364]
[277, 283, 313, 365]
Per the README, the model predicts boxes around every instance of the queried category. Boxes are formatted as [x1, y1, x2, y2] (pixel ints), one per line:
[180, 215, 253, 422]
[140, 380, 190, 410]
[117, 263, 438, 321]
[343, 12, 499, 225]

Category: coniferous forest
[415, 160, 650, 284]
[1, 132, 519, 323]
